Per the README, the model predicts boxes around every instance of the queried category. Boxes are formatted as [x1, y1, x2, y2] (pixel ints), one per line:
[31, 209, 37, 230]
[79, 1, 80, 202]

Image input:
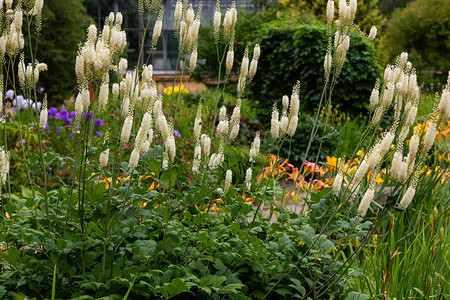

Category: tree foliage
[380, 0, 450, 72]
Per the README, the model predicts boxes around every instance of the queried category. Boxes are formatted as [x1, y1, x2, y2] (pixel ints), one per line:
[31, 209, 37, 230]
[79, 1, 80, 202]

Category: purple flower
[3, 104, 17, 120]
[82, 111, 93, 120]
[56, 127, 63, 134]
[36, 86, 45, 94]
[95, 131, 102, 138]
[95, 118, 104, 127]
[64, 117, 73, 125]
[15, 98, 33, 110]
[58, 109, 69, 119]
[70, 111, 76, 119]
[32, 102, 42, 111]
[49, 107, 58, 117]
[6, 90, 14, 100]
[173, 130, 181, 137]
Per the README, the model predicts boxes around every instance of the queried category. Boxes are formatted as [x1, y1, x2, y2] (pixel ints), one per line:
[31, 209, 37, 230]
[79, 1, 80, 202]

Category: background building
[85, 0, 257, 74]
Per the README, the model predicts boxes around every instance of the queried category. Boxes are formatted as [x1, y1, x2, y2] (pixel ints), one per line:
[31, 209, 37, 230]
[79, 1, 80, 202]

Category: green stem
[168, 53, 182, 117]
[51, 263, 57, 300]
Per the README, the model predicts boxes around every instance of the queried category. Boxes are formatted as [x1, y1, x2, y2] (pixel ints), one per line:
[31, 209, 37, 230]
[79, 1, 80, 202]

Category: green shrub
[380, 0, 450, 73]
[249, 21, 380, 122]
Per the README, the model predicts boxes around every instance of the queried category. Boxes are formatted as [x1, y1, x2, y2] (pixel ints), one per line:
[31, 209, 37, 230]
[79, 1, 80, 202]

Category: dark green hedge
[249, 21, 380, 121]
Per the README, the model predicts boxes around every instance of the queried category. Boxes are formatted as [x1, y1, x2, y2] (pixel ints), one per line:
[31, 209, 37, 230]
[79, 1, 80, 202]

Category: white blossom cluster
[349, 54, 450, 216]
[271, 81, 300, 139]
[237, 44, 260, 97]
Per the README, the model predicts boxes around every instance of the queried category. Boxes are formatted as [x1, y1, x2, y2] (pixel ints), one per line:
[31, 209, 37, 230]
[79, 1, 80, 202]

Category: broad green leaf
[318, 238, 334, 253]
[160, 168, 177, 190]
[275, 288, 291, 296]
[289, 278, 306, 296]
[162, 278, 189, 298]
[345, 291, 370, 300]
[200, 275, 227, 287]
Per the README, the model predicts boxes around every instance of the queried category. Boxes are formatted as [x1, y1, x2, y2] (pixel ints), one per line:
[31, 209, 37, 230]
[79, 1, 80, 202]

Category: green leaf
[21, 187, 33, 199]
[9, 292, 37, 300]
[289, 278, 306, 296]
[162, 278, 189, 298]
[412, 288, 425, 297]
[148, 159, 161, 177]
[275, 288, 291, 296]
[0, 286, 6, 298]
[298, 225, 314, 245]
[3, 202, 15, 214]
[345, 291, 370, 300]
[6, 247, 20, 266]
[132, 240, 157, 259]
[160, 168, 177, 190]
[80, 282, 103, 291]
[221, 283, 245, 293]
[200, 275, 227, 287]
[318, 238, 334, 253]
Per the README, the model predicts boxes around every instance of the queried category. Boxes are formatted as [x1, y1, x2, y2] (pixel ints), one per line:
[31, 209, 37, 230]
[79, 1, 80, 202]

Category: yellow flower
[146, 181, 160, 192]
[375, 175, 384, 185]
[356, 150, 365, 157]
[163, 84, 189, 96]
[326, 156, 340, 171]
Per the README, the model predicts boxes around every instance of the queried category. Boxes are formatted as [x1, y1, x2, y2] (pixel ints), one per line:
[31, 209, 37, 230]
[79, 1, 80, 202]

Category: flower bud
[326, 0, 334, 23]
[245, 167, 252, 190]
[99, 82, 109, 111]
[189, 49, 197, 72]
[225, 169, 232, 192]
[99, 148, 109, 168]
[368, 26, 377, 41]
[358, 188, 374, 217]
[121, 115, 133, 144]
[423, 122, 437, 153]
[333, 173, 343, 195]
[225, 48, 234, 76]
[399, 186, 415, 209]
[271, 105, 279, 139]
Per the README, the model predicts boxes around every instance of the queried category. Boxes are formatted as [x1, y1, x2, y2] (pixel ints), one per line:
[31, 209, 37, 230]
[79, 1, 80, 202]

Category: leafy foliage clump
[380, 0, 450, 73]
